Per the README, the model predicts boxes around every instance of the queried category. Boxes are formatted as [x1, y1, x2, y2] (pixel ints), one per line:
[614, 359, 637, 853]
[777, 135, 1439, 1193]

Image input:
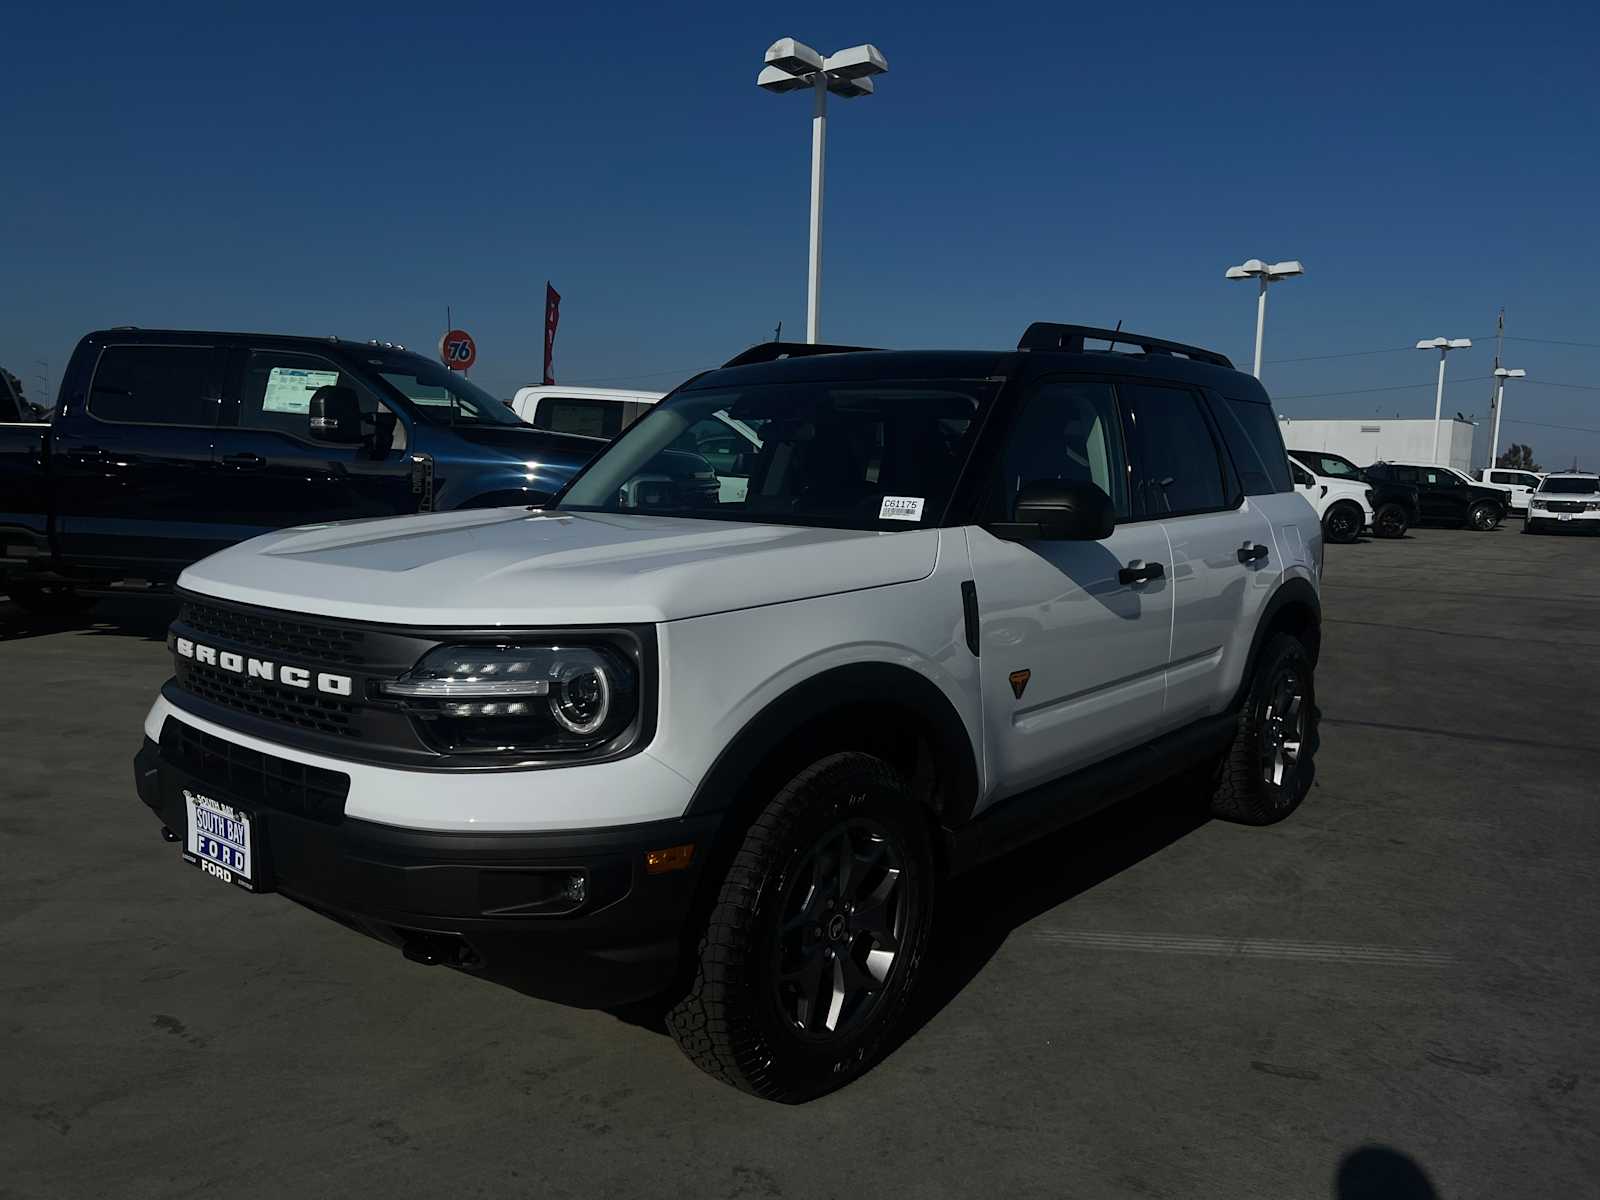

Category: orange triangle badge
[1009, 669, 1031, 700]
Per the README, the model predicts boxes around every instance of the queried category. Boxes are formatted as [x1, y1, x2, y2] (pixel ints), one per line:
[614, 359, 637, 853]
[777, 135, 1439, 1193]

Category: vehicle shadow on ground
[0, 596, 175, 644]
[1335, 1144, 1440, 1198]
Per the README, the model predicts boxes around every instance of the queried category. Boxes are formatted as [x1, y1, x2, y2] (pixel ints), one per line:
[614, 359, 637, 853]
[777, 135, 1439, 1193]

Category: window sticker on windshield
[879, 496, 925, 522]
[262, 367, 341, 414]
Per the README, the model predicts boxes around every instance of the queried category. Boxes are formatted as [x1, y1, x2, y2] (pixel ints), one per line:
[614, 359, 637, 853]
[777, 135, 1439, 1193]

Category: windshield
[374, 359, 522, 426]
[556, 379, 997, 529]
[1291, 451, 1361, 478]
[1540, 477, 1599, 494]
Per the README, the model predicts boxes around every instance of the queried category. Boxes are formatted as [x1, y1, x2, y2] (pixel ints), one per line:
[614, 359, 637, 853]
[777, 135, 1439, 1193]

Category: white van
[508, 386, 663, 440]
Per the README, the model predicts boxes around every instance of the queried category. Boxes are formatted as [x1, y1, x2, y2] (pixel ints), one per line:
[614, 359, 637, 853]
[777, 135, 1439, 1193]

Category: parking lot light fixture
[1416, 337, 1473, 464]
[1490, 367, 1527, 467]
[1225, 259, 1304, 379]
[759, 38, 889, 343]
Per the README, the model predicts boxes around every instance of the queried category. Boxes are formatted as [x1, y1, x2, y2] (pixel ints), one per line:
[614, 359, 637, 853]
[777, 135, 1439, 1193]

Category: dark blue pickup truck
[0, 329, 606, 614]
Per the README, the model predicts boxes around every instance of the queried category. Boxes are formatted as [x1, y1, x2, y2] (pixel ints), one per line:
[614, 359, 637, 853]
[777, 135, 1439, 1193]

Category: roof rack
[1018, 323, 1233, 369]
[721, 341, 880, 368]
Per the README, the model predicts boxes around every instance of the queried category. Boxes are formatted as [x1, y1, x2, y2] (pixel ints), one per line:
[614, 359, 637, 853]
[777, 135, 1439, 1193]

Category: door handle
[1237, 543, 1270, 564]
[1118, 560, 1165, 585]
[222, 453, 267, 469]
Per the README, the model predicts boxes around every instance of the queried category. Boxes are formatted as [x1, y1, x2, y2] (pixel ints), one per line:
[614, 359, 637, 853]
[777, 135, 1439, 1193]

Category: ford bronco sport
[132, 324, 1323, 1102]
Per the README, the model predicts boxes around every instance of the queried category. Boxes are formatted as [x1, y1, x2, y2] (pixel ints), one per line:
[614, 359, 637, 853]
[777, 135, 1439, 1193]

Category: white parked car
[508, 386, 663, 440]
[1288, 453, 1374, 543]
[132, 326, 1323, 1102]
[1476, 467, 1544, 514]
[1524, 471, 1600, 533]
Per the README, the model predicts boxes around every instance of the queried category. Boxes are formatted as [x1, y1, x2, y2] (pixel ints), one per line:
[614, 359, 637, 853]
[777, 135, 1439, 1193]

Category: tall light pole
[1225, 258, 1304, 379]
[1416, 337, 1472, 464]
[1489, 366, 1526, 467]
[758, 38, 888, 343]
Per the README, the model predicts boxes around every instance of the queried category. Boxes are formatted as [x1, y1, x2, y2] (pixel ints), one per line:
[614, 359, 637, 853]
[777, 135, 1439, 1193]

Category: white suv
[1525, 471, 1600, 533]
[132, 325, 1323, 1102]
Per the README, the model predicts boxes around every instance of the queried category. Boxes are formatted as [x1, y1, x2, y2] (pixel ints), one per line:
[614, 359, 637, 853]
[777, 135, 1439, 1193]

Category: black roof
[82, 327, 432, 364]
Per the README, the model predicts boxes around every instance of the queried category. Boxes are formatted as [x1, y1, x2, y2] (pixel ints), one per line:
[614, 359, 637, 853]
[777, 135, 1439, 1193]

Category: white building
[1276, 417, 1478, 471]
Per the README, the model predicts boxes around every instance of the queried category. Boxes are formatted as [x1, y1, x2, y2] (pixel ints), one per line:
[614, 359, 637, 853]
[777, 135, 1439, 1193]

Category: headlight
[381, 642, 639, 756]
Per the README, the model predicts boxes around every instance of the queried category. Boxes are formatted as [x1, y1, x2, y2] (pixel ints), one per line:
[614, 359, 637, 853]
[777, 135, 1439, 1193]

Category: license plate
[1559, 514, 1573, 522]
[182, 788, 257, 891]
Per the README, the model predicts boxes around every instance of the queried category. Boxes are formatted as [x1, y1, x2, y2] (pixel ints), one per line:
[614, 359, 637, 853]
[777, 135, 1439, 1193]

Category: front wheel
[4, 582, 97, 620]
[1468, 502, 1502, 531]
[1322, 502, 1363, 544]
[1370, 502, 1410, 539]
[666, 752, 935, 1102]
[1209, 633, 1316, 825]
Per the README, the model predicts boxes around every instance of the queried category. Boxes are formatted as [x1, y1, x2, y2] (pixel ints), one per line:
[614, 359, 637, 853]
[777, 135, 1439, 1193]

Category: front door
[52, 342, 227, 571]
[209, 347, 414, 540]
[967, 377, 1173, 807]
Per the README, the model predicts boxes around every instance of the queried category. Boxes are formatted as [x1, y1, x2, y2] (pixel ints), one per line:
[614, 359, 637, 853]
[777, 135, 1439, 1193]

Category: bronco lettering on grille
[175, 637, 353, 697]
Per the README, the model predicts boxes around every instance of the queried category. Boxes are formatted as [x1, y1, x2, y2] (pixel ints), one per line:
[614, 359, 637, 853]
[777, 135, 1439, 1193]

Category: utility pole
[1486, 308, 1504, 467]
[774, 321, 783, 343]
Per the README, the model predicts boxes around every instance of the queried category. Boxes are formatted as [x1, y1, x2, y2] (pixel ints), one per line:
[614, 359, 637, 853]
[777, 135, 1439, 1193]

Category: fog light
[645, 844, 695, 874]
[562, 873, 587, 904]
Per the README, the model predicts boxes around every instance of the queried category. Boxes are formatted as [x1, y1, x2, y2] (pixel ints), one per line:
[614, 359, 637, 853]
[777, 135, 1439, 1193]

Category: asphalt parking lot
[3, 524, 1597, 1199]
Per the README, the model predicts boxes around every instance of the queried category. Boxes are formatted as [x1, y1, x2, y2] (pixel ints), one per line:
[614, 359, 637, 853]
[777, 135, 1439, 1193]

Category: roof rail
[721, 341, 880, 368]
[1018, 323, 1233, 369]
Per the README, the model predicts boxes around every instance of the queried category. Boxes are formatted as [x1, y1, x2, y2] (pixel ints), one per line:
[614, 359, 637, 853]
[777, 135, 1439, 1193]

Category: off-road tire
[1210, 633, 1316, 825]
[665, 752, 935, 1103]
[1370, 502, 1409, 539]
[1321, 501, 1363, 544]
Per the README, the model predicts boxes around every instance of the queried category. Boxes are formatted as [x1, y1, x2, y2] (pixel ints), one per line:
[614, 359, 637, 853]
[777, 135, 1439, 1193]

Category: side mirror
[988, 480, 1115, 542]
[308, 386, 364, 444]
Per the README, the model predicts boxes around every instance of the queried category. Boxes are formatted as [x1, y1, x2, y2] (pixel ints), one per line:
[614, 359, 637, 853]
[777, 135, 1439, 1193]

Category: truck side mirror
[987, 480, 1115, 542]
[308, 386, 364, 444]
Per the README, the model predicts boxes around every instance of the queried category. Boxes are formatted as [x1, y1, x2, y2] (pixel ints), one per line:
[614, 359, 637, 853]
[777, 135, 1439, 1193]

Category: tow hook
[160, 826, 179, 843]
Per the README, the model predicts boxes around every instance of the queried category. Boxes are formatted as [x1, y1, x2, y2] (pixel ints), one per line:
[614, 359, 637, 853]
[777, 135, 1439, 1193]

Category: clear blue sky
[5, 1, 1599, 467]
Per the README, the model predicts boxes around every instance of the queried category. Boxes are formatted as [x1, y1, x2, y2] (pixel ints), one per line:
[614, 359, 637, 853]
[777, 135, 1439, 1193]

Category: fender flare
[683, 661, 980, 824]
[1229, 576, 1321, 711]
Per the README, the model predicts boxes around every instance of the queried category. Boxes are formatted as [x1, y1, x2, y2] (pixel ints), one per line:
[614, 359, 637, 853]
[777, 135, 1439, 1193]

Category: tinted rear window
[1541, 477, 1599, 494]
[88, 347, 218, 426]
[1213, 396, 1292, 494]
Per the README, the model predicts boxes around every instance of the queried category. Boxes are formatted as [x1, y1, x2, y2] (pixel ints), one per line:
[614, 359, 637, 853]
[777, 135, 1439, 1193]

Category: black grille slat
[184, 663, 360, 738]
[1545, 500, 1586, 513]
[180, 600, 369, 667]
[161, 718, 349, 824]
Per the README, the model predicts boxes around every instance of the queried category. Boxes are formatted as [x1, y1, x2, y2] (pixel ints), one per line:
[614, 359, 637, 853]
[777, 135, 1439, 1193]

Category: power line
[1275, 375, 1493, 401]
[1265, 340, 1490, 366]
[1503, 417, 1600, 435]
[1504, 334, 1600, 351]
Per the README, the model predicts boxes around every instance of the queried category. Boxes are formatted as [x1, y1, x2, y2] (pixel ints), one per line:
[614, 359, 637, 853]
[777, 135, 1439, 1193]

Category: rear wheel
[1321, 502, 1363, 544]
[1370, 503, 1409, 539]
[1210, 634, 1316, 825]
[4, 582, 96, 620]
[666, 752, 935, 1103]
[1468, 502, 1502, 531]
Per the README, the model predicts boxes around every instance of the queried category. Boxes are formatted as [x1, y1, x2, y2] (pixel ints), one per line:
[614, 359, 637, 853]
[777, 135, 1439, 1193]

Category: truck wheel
[4, 583, 96, 620]
[1370, 503, 1409, 539]
[1468, 502, 1501, 531]
[1321, 502, 1363, 544]
[1209, 633, 1316, 825]
[666, 752, 935, 1103]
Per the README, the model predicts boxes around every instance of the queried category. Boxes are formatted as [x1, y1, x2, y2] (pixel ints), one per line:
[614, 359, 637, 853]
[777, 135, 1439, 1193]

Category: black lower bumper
[133, 734, 722, 1007]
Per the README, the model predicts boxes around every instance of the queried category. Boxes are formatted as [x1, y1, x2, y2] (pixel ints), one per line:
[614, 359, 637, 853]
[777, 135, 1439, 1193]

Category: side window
[996, 380, 1129, 519]
[1390, 466, 1419, 484]
[237, 351, 405, 451]
[1118, 384, 1229, 518]
[87, 346, 219, 426]
[1290, 461, 1315, 488]
[1213, 396, 1293, 494]
[533, 398, 624, 439]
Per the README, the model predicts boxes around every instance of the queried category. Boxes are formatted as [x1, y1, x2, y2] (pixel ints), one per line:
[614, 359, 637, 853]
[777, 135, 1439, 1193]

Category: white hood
[177, 508, 941, 626]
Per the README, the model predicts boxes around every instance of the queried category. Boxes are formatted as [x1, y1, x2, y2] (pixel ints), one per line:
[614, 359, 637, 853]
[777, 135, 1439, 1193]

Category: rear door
[52, 342, 226, 571]
[967, 376, 1173, 800]
[1120, 382, 1277, 726]
[208, 346, 414, 540]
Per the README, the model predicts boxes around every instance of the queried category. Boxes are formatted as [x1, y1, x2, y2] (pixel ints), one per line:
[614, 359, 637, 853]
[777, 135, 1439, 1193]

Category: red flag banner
[543, 283, 561, 385]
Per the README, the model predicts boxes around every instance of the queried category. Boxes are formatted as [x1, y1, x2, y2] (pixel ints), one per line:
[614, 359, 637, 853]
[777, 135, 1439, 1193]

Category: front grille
[180, 600, 369, 667]
[1544, 500, 1586, 513]
[184, 662, 360, 738]
[161, 717, 349, 824]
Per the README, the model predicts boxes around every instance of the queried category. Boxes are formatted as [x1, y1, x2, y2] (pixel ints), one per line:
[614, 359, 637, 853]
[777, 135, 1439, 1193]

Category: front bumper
[133, 727, 723, 1007]
[1527, 508, 1600, 530]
